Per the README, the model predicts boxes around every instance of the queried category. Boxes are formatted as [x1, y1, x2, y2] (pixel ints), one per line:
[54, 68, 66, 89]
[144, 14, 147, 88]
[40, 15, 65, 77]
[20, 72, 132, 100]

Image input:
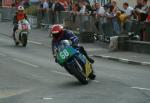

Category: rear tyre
[22, 34, 27, 47]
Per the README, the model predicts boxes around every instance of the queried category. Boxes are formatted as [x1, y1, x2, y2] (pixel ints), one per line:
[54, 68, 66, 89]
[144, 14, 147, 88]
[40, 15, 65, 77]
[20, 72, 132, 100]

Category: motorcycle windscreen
[56, 47, 77, 65]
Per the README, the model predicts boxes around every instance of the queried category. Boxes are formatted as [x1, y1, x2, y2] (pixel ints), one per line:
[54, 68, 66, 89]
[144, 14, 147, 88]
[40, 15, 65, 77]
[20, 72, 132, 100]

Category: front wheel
[73, 58, 88, 84]
[22, 34, 27, 47]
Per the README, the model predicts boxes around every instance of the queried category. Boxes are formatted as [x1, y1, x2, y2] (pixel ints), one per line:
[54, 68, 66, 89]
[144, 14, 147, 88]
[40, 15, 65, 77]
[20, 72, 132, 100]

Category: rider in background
[13, 6, 28, 40]
[50, 24, 96, 79]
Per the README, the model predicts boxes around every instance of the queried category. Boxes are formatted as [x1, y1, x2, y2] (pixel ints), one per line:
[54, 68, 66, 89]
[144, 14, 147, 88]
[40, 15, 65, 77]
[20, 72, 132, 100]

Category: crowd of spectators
[38, 0, 150, 41]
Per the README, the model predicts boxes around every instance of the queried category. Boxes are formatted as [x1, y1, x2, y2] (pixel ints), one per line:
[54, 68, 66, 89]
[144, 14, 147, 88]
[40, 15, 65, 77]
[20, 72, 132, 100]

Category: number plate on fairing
[56, 47, 77, 65]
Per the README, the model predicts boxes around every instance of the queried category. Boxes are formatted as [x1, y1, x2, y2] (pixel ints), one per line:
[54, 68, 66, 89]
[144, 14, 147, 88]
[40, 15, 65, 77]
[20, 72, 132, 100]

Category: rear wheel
[73, 58, 88, 84]
[22, 34, 27, 47]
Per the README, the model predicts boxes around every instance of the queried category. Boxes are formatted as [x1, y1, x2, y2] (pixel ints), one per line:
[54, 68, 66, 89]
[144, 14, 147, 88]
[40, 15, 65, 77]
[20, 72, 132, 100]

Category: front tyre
[22, 34, 27, 47]
[73, 58, 88, 84]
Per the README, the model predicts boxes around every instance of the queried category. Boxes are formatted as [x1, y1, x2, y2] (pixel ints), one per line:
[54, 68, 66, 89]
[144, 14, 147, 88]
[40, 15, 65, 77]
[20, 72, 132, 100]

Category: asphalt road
[0, 33, 150, 103]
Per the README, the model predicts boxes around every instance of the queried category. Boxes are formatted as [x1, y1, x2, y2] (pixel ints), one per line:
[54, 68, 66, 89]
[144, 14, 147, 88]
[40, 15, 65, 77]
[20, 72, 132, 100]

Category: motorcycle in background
[14, 19, 31, 47]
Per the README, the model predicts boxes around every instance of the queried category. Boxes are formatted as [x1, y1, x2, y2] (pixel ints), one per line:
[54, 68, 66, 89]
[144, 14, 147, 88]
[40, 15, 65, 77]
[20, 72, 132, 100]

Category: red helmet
[51, 24, 63, 38]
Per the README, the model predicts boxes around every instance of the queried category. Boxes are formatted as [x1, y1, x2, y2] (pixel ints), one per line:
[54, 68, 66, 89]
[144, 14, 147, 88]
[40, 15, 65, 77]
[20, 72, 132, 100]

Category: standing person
[54, 0, 65, 11]
[48, 0, 53, 9]
[111, 0, 120, 12]
[106, 4, 121, 35]
[59, 0, 68, 11]
[119, 2, 134, 32]
[94, 3, 105, 33]
[22, 0, 30, 9]
[135, 0, 143, 9]
[79, 2, 87, 15]
[43, 0, 49, 11]
[39, 0, 48, 19]
[134, 0, 149, 21]
[122, 2, 133, 18]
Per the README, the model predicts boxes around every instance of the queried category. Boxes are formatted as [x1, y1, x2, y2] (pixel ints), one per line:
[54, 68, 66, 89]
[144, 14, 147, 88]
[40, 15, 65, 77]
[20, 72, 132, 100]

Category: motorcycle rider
[12, 6, 28, 40]
[51, 24, 96, 79]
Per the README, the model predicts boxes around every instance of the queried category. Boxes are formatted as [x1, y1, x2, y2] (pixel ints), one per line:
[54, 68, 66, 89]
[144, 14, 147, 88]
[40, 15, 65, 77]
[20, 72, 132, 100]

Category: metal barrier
[33, 10, 123, 41]
[1, 7, 16, 21]
[28, 15, 37, 28]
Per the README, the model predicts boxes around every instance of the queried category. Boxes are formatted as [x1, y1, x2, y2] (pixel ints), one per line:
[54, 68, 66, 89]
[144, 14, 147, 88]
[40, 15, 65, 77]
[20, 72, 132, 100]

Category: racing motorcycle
[54, 40, 94, 84]
[14, 19, 31, 47]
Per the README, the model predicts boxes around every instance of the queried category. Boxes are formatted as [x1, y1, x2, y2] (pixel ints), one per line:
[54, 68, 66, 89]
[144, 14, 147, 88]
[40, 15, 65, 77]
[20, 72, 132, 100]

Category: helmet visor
[52, 32, 61, 39]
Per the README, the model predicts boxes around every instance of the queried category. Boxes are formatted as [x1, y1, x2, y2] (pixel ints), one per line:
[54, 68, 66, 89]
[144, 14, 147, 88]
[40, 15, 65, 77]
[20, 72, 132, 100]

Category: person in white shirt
[94, 3, 105, 34]
[79, 2, 86, 15]
[95, 3, 105, 16]
[43, 0, 49, 9]
[123, 2, 133, 17]
[121, 2, 133, 33]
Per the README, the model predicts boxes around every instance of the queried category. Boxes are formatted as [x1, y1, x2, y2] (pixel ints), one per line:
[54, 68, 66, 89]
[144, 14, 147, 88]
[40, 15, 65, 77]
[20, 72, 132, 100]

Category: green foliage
[25, 5, 37, 16]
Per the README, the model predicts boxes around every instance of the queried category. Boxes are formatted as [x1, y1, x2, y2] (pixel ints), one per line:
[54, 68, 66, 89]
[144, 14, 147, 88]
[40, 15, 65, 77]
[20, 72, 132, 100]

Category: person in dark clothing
[51, 24, 94, 63]
[54, 2, 65, 11]
[50, 24, 96, 79]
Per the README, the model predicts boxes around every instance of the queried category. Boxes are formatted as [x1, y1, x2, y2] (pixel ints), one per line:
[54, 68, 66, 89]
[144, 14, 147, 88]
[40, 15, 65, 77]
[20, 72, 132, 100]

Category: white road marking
[103, 56, 111, 58]
[93, 80, 100, 83]
[141, 62, 150, 65]
[0, 52, 6, 56]
[28, 41, 42, 45]
[13, 58, 39, 68]
[43, 97, 53, 100]
[119, 58, 129, 63]
[52, 71, 72, 77]
[131, 87, 150, 91]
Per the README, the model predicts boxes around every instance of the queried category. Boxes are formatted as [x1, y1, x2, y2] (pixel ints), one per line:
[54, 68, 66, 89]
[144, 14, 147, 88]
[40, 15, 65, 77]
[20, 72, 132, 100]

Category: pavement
[0, 21, 150, 67]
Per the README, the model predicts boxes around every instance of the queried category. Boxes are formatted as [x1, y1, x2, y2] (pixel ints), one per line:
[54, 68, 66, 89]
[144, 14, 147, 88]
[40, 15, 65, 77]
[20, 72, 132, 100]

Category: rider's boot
[89, 71, 96, 80]
[12, 32, 16, 41]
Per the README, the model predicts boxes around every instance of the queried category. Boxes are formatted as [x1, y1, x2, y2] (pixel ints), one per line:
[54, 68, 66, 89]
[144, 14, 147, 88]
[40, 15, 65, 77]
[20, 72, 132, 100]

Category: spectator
[22, 0, 30, 9]
[59, 0, 68, 11]
[119, 2, 133, 32]
[39, 0, 49, 19]
[85, 1, 92, 14]
[146, 7, 150, 22]
[118, 2, 133, 24]
[48, 0, 53, 9]
[135, 0, 148, 21]
[135, 0, 143, 9]
[79, 1, 91, 15]
[111, 0, 120, 12]
[95, 3, 105, 16]
[122, 2, 133, 18]
[43, 0, 49, 10]
[54, 0, 65, 11]
[72, 3, 80, 12]
[106, 5, 121, 35]
[79, 2, 87, 15]
[67, 1, 72, 11]
[94, 3, 105, 33]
